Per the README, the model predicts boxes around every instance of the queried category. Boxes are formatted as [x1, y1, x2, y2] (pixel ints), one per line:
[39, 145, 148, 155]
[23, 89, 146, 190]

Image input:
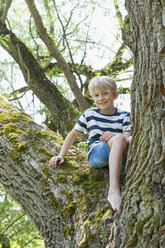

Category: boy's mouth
[99, 101, 107, 106]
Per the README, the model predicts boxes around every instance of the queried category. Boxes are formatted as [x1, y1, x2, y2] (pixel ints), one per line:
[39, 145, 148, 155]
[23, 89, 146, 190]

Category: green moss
[4, 123, 26, 136]
[78, 220, 95, 248]
[34, 130, 63, 147]
[77, 203, 112, 247]
[0, 101, 31, 124]
[72, 175, 80, 185]
[21, 113, 32, 123]
[62, 224, 74, 240]
[4, 124, 26, 149]
[8, 151, 19, 162]
[34, 130, 50, 140]
[7, 133, 19, 143]
[40, 178, 47, 192]
[52, 135, 63, 145]
[48, 194, 59, 209]
[56, 171, 67, 183]
[0, 110, 21, 124]
[72, 171, 89, 185]
[42, 166, 50, 177]
[38, 146, 53, 158]
[63, 201, 77, 218]
[3, 123, 28, 161]
[63, 155, 75, 168]
[60, 189, 67, 195]
[38, 158, 49, 163]
[0, 130, 4, 136]
[102, 209, 112, 219]
[16, 144, 27, 152]
[78, 196, 87, 216]
[66, 191, 74, 201]
[93, 208, 111, 224]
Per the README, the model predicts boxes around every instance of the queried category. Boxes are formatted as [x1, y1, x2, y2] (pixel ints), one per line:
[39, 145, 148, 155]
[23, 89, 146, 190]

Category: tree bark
[0, 21, 79, 137]
[0, 95, 113, 248]
[111, 1, 165, 247]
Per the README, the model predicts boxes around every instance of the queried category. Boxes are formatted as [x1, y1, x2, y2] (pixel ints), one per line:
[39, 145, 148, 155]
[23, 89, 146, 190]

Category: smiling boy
[49, 76, 131, 211]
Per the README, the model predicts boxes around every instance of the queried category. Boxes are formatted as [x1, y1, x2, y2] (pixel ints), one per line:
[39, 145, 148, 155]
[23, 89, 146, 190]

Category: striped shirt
[74, 107, 131, 157]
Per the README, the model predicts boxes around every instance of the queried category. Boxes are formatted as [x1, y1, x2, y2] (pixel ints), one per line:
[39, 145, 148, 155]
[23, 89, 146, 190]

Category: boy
[49, 76, 131, 211]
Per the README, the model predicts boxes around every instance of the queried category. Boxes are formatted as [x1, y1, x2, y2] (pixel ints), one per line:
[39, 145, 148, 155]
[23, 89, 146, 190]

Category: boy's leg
[107, 134, 128, 211]
[88, 142, 109, 168]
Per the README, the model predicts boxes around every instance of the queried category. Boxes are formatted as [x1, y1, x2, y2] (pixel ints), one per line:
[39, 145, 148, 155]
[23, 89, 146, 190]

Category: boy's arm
[49, 128, 80, 168]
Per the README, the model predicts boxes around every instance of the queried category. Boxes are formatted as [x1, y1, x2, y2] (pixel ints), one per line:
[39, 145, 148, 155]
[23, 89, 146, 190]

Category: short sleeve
[74, 113, 87, 133]
[122, 112, 131, 133]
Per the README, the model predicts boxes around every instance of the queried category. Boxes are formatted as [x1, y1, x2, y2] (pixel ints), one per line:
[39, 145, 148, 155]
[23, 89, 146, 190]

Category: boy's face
[92, 89, 118, 114]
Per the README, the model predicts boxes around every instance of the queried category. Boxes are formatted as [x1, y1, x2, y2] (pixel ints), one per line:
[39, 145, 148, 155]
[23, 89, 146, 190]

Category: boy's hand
[48, 155, 64, 168]
[100, 131, 115, 142]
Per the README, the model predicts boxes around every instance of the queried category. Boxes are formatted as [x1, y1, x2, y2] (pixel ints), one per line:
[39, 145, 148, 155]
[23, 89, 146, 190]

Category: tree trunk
[111, 1, 165, 247]
[0, 95, 113, 248]
[0, 21, 79, 137]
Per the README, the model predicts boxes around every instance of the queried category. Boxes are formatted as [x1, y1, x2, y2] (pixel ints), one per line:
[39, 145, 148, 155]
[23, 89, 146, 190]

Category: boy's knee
[108, 134, 127, 149]
[115, 134, 127, 143]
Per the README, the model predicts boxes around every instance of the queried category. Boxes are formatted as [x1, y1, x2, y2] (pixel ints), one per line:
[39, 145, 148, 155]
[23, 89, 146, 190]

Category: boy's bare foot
[108, 189, 121, 211]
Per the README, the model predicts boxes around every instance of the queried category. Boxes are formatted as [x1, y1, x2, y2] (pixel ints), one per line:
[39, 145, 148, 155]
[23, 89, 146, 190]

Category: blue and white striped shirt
[74, 107, 131, 157]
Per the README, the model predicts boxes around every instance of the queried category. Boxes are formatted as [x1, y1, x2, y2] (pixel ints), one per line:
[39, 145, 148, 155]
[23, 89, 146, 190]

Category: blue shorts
[88, 141, 127, 172]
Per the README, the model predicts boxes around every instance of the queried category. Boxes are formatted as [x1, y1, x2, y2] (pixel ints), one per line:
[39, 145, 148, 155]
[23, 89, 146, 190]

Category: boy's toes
[108, 190, 121, 211]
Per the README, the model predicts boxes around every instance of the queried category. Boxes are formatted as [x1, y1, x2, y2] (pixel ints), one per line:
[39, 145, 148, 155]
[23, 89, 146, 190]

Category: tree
[0, 0, 164, 248]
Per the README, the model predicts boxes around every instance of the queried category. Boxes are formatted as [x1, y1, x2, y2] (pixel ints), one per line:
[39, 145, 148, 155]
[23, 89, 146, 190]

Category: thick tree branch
[0, 94, 113, 248]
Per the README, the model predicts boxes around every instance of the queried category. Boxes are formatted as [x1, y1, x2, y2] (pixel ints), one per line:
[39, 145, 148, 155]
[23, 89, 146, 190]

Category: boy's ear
[114, 92, 119, 99]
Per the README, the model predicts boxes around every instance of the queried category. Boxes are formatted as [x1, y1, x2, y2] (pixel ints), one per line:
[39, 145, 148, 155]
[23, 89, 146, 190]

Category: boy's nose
[98, 95, 104, 100]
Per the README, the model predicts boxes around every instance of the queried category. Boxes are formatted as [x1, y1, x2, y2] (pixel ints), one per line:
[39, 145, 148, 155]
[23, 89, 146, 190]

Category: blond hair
[88, 76, 117, 95]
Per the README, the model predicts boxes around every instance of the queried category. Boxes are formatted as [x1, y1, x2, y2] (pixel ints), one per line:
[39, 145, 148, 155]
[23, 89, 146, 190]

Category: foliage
[0, 184, 45, 248]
